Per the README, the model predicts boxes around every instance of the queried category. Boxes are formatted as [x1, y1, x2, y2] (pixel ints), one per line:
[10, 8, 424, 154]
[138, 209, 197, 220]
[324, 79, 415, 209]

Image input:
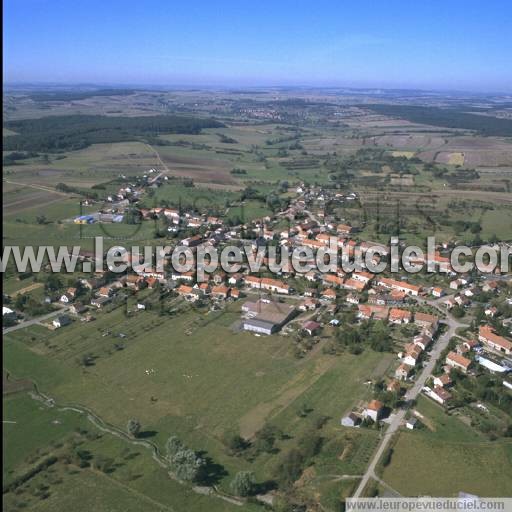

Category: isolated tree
[127, 418, 141, 438]
[230, 471, 256, 497]
[44, 273, 62, 292]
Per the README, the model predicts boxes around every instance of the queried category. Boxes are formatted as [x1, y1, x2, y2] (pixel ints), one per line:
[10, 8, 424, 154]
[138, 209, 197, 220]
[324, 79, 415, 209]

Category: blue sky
[4, 0, 512, 91]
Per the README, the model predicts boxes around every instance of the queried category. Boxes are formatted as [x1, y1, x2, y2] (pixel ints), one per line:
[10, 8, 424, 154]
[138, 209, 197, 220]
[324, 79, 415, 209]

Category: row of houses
[395, 314, 440, 380]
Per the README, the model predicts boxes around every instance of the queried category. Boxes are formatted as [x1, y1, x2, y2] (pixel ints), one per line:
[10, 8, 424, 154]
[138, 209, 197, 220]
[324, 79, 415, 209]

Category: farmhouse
[446, 351, 472, 373]
[60, 293, 72, 304]
[414, 312, 439, 331]
[430, 386, 452, 405]
[376, 277, 421, 296]
[346, 293, 360, 305]
[125, 274, 146, 289]
[171, 271, 195, 282]
[406, 417, 418, 430]
[53, 315, 71, 329]
[3, 306, 16, 322]
[243, 276, 290, 294]
[69, 302, 87, 315]
[228, 273, 243, 286]
[181, 235, 203, 247]
[211, 285, 231, 300]
[352, 271, 374, 284]
[337, 223, 354, 235]
[299, 298, 319, 311]
[403, 343, 423, 366]
[303, 320, 321, 336]
[389, 308, 412, 325]
[342, 278, 366, 292]
[176, 285, 198, 302]
[358, 304, 389, 321]
[433, 374, 452, 388]
[387, 379, 401, 393]
[341, 412, 361, 427]
[323, 273, 344, 287]
[478, 325, 512, 355]
[432, 287, 444, 298]
[395, 363, 412, 381]
[91, 296, 111, 308]
[321, 288, 337, 300]
[413, 333, 432, 351]
[363, 400, 384, 422]
[98, 287, 112, 298]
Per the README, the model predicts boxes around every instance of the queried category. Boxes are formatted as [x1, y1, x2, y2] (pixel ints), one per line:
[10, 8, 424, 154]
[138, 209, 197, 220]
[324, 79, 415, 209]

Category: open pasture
[3, 303, 386, 490]
[381, 432, 512, 497]
[3, 141, 161, 189]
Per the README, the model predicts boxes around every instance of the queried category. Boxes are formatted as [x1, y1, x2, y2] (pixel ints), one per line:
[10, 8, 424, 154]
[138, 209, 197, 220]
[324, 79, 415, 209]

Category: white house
[53, 315, 71, 329]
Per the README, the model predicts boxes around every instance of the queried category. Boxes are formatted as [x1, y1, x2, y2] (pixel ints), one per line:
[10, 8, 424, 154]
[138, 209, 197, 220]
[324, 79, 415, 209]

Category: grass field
[380, 398, 512, 496]
[3, 393, 85, 484]
[3, 393, 256, 512]
[381, 433, 512, 497]
[3, 303, 387, 494]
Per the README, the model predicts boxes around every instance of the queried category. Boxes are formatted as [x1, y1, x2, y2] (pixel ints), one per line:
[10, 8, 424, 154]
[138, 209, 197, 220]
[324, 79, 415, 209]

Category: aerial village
[4, 168, 512, 436]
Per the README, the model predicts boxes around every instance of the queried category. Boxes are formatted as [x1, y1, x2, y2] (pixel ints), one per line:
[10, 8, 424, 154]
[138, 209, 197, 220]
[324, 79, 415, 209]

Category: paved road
[352, 310, 468, 498]
[3, 306, 69, 335]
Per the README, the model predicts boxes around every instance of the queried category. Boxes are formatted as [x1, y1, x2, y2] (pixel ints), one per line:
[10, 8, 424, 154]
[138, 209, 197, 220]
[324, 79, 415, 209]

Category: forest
[3, 114, 224, 152]
[363, 104, 512, 136]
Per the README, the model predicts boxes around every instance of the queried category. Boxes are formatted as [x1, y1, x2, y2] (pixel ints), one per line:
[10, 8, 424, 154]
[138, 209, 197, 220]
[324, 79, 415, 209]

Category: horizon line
[4, 81, 512, 97]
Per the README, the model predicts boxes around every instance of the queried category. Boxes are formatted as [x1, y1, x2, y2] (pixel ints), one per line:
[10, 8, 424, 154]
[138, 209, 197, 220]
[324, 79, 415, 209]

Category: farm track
[3, 179, 71, 197]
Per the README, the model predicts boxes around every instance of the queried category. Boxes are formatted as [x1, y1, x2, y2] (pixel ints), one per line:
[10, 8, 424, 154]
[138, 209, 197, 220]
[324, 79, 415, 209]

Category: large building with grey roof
[242, 299, 296, 335]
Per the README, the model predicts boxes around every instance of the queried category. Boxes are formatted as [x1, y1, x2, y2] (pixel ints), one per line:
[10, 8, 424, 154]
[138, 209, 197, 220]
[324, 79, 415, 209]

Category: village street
[352, 309, 469, 498]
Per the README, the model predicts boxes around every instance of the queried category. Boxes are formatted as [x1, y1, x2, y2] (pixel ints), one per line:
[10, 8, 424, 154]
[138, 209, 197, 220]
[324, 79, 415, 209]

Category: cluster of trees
[4, 115, 224, 153]
[240, 186, 265, 202]
[335, 319, 393, 354]
[217, 133, 238, 143]
[266, 193, 289, 213]
[273, 428, 323, 488]
[55, 182, 99, 199]
[451, 372, 512, 420]
[12, 294, 53, 317]
[3, 150, 39, 165]
[165, 436, 205, 482]
[453, 220, 482, 234]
